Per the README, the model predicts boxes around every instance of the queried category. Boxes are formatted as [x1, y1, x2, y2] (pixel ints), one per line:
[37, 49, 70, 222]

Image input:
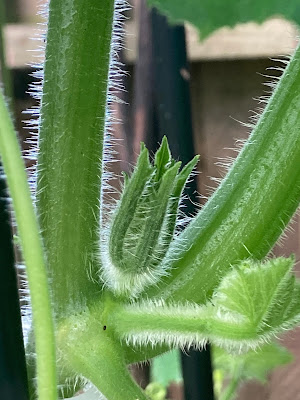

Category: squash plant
[1, 0, 300, 399]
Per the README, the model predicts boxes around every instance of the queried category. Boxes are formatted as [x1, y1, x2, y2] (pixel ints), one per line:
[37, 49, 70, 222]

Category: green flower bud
[100, 137, 199, 297]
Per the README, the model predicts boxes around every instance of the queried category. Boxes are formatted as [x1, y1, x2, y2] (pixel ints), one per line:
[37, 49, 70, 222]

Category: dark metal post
[0, 176, 29, 399]
[150, 9, 215, 400]
[131, 2, 215, 398]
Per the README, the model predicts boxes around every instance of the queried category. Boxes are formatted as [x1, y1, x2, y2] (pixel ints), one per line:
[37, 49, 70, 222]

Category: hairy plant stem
[36, 1, 147, 397]
[57, 307, 149, 400]
[37, 0, 114, 318]
[108, 302, 257, 345]
[0, 92, 57, 400]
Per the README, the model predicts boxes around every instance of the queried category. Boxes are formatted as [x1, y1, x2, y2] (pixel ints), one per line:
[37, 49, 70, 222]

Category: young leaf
[147, 0, 300, 39]
[213, 257, 300, 339]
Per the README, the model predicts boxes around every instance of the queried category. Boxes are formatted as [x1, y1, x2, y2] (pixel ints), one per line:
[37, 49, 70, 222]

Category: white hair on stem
[99, 0, 131, 228]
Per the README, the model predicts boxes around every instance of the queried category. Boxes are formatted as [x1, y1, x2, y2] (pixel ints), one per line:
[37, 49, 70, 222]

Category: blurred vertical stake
[129, 0, 154, 388]
[0, 0, 13, 100]
[150, 9, 214, 400]
[131, 1, 215, 398]
[0, 178, 29, 400]
[0, 1, 29, 399]
[181, 348, 214, 400]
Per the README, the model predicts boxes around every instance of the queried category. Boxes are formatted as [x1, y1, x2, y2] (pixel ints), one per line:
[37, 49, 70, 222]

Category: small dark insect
[103, 325, 107, 331]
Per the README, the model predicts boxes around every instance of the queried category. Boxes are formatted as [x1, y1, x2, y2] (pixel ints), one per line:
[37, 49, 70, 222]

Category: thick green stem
[36, 1, 151, 397]
[145, 45, 300, 304]
[37, 0, 115, 318]
[57, 310, 149, 400]
[0, 92, 57, 399]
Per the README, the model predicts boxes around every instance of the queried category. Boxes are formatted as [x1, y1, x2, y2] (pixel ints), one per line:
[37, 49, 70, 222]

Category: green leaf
[213, 342, 293, 385]
[151, 350, 182, 387]
[147, 0, 300, 39]
[213, 257, 300, 339]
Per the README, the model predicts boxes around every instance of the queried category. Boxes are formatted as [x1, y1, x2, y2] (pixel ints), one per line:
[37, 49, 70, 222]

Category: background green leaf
[151, 350, 182, 387]
[213, 342, 293, 385]
[147, 0, 300, 38]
